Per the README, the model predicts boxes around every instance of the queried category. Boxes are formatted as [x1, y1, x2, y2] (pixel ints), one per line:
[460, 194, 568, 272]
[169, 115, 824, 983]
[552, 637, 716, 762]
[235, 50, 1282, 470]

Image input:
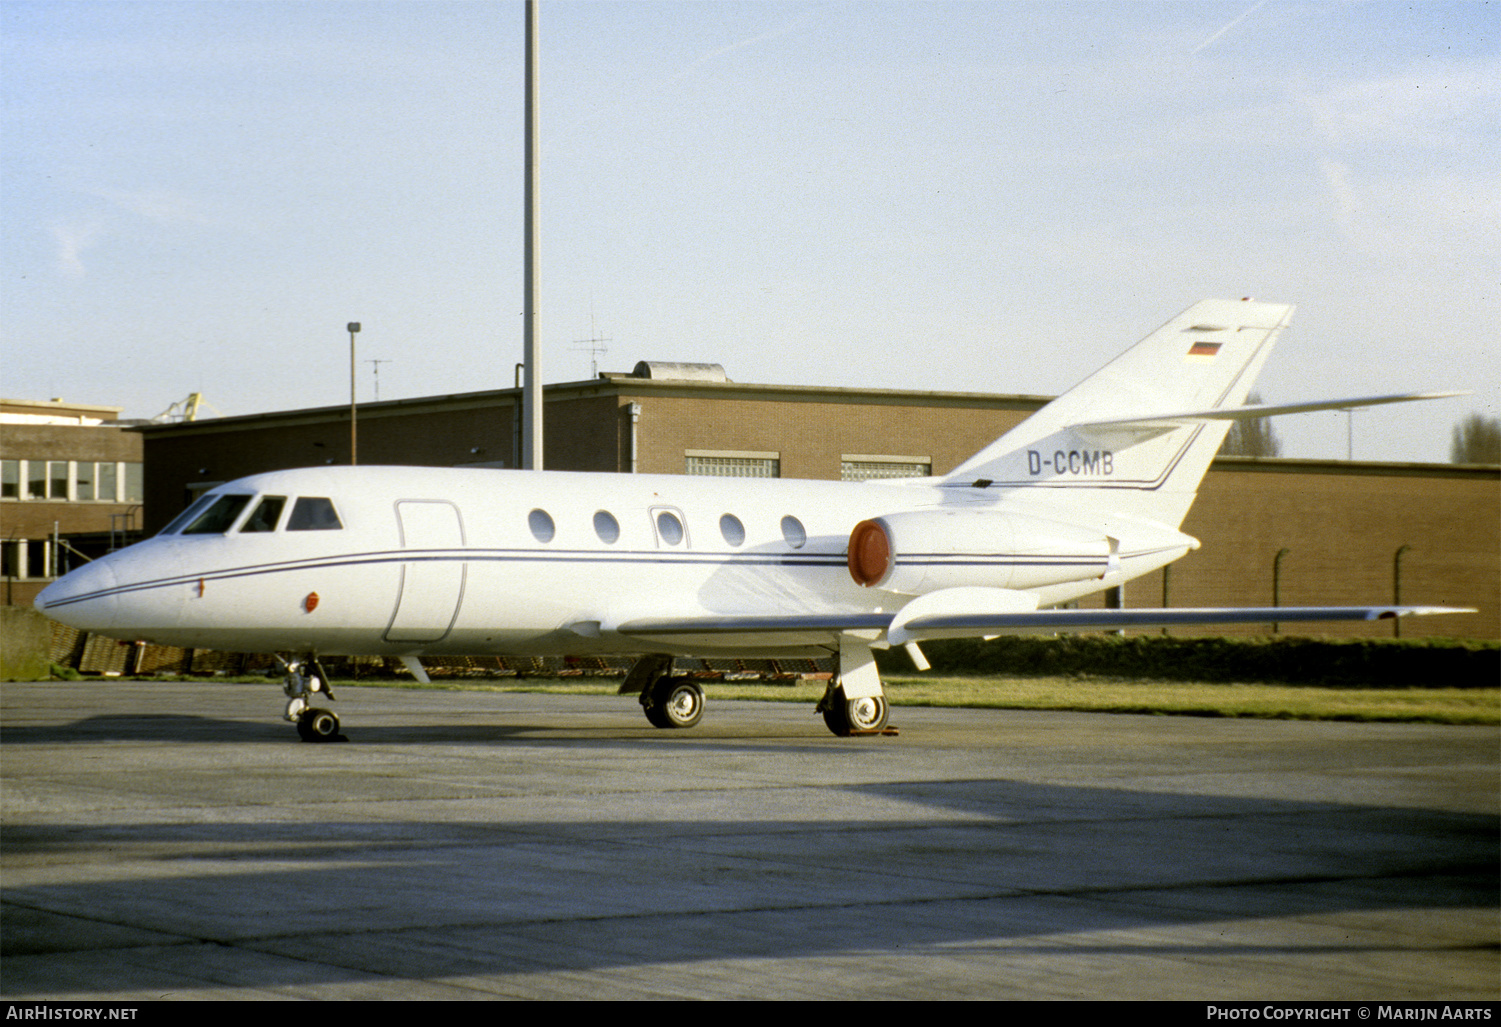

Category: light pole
[522, 0, 542, 470]
[348, 322, 361, 465]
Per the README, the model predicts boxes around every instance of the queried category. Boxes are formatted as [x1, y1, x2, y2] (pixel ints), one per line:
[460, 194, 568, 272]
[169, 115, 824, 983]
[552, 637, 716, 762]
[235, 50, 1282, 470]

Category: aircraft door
[384, 500, 467, 644]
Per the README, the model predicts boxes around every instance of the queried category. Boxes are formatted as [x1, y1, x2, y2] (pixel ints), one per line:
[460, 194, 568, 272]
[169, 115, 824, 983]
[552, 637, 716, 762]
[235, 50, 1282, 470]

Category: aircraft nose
[35, 559, 120, 633]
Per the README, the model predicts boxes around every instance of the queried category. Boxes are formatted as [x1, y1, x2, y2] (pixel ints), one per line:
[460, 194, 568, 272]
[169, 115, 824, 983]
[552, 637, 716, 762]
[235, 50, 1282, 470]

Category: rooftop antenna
[1339, 407, 1359, 460]
[365, 358, 391, 401]
[571, 314, 610, 378]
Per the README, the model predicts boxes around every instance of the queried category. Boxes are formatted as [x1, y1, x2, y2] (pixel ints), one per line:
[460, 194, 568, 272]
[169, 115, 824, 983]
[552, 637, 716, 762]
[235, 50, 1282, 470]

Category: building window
[25, 539, 50, 578]
[841, 454, 932, 481]
[685, 450, 780, 478]
[0, 460, 141, 503]
[124, 463, 144, 503]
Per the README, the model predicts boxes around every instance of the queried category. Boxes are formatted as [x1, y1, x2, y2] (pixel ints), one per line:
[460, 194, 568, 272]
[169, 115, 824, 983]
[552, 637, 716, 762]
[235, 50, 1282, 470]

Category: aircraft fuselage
[36, 464, 1188, 659]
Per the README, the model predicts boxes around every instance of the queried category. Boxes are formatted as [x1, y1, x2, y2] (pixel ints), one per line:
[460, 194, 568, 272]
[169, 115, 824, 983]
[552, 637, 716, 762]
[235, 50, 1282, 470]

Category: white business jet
[36, 299, 1467, 741]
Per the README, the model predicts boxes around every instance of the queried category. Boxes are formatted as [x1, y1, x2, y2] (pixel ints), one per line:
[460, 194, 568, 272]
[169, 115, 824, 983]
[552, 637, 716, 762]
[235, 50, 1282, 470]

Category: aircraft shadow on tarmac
[0, 711, 861, 747]
[3, 775, 1496, 993]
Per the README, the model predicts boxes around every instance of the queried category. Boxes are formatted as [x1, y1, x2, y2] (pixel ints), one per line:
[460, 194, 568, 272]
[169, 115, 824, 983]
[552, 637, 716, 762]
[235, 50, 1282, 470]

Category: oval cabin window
[656, 511, 684, 546]
[719, 513, 745, 547]
[780, 515, 807, 549]
[528, 508, 556, 543]
[593, 510, 620, 544]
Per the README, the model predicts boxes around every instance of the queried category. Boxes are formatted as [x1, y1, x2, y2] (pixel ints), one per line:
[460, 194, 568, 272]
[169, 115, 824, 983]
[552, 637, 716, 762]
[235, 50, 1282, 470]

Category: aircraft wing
[617, 605, 1472, 648]
[887, 605, 1472, 644]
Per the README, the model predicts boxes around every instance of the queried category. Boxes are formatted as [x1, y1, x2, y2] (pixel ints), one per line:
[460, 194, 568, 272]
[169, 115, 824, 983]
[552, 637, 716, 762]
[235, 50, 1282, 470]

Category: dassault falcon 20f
[37, 299, 1468, 740]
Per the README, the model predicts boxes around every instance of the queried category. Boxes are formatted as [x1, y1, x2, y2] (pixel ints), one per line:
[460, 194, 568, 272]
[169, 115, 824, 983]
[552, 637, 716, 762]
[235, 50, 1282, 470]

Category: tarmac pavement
[1, 679, 1496, 1000]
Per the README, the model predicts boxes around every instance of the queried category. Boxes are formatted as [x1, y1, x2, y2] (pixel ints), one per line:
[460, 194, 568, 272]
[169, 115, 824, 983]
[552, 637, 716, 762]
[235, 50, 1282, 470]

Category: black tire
[646, 677, 704, 729]
[298, 707, 341, 742]
[821, 688, 887, 736]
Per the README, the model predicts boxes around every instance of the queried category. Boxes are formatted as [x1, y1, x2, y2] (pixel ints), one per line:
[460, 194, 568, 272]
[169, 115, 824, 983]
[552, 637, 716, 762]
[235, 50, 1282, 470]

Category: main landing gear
[643, 676, 705, 729]
[816, 637, 893, 736]
[815, 686, 890, 736]
[622, 649, 893, 737]
[281, 656, 344, 742]
[623, 654, 704, 729]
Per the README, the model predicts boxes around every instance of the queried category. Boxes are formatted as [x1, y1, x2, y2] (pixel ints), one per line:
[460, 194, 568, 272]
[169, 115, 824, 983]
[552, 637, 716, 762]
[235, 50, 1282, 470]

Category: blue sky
[4, 1, 1496, 463]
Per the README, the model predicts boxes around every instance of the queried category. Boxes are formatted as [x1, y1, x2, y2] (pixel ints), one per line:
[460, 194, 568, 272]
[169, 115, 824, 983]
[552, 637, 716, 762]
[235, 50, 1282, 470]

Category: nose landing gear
[281, 657, 344, 742]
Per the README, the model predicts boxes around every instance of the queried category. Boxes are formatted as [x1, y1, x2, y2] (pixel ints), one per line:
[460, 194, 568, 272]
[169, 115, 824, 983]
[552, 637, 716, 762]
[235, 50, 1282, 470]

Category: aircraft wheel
[297, 707, 342, 742]
[821, 688, 888, 736]
[847, 694, 889, 733]
[646, 677, 704, 729]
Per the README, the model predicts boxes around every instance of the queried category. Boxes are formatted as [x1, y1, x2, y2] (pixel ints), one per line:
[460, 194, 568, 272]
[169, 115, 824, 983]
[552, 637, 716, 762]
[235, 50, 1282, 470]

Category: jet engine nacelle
[848, 509, 1113, 595]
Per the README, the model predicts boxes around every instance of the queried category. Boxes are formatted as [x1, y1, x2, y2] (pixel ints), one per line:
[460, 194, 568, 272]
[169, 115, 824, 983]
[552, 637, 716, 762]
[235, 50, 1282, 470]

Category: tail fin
[944, 298, 1295, 527]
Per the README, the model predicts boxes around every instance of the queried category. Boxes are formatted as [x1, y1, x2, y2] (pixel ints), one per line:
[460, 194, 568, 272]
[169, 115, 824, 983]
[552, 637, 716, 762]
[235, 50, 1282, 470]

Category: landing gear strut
[281, 656, 343, 742]
[815, 637, 893, 736]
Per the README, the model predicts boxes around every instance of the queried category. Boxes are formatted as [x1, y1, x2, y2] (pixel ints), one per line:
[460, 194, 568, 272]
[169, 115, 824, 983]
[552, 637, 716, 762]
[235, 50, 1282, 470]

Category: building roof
[1, 398, 123, 425]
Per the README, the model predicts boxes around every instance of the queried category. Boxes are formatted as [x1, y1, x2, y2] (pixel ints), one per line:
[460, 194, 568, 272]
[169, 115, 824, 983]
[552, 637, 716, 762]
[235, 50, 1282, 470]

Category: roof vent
[632, 361, 730, 382]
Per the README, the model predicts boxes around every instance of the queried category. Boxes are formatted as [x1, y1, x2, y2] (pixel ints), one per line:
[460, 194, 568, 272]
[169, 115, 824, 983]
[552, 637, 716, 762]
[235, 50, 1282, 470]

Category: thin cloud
[1192, 0, 1269, 54]
[90, 187, 215, 227]
[51, 223, 104, 277]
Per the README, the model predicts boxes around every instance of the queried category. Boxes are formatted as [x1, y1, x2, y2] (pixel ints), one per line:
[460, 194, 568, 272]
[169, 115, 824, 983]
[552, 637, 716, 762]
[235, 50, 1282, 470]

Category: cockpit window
[287, 496, 343, 531]
[181, 494, 254, 535]
[158, 493, 219, 535]
[240, 496, 287, 533]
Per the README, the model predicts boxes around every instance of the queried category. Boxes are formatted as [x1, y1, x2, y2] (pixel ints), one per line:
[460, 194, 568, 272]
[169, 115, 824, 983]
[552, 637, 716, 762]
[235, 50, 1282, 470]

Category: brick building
[1, 399, 146, 606]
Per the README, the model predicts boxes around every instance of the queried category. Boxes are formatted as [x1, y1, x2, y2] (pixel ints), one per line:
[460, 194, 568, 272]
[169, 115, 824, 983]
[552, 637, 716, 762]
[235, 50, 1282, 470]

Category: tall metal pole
[522, 0, 543, 469]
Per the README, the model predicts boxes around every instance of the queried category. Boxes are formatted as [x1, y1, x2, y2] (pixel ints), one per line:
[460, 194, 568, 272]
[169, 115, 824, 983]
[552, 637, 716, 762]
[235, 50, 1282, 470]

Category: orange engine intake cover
[847, 519, 891, 587]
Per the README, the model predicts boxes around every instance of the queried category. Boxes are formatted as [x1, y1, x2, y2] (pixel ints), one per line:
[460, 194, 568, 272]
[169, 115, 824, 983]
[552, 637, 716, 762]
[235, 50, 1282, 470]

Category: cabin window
[181, 494, 254, 535]
[719, 514, 745, 547]
[656, 510, 684, 546]
[240, 496, 287, 533]
[528, 508, 556, 543]
[593, 510, 620, 544]
[780, 515, 807, 549]
[287, 497, 343, 531]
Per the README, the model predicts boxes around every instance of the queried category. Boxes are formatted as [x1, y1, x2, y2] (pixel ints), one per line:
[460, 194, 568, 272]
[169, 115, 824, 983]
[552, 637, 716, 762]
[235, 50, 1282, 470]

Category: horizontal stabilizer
[1072, 391, 1468, 446]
